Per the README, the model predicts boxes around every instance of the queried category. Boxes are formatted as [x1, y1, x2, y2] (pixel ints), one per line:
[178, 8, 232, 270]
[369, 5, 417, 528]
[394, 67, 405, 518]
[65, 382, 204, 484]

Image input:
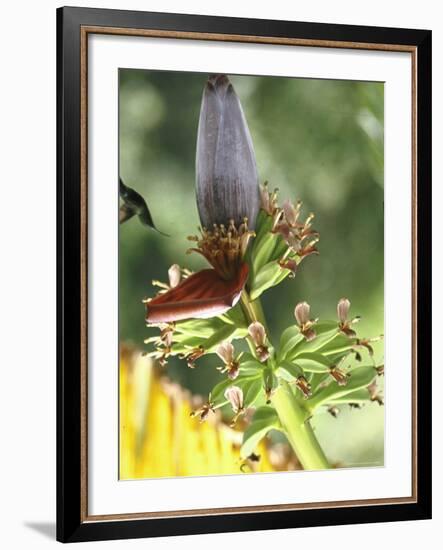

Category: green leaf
[240, 408, 281, 458]
[290, 322, 340, 358]
[240, 357, 263, 376]
[270, 265, 292, 287]
[307, 366, 377, 411]
[324, 350, 356, 367]
[218, 303, 247, 327]
[327, 388, 371, 405]
[242, 378, 263, 408]
[174, 317, 225, 337]
[278, 326, 304, 360]
[309, 372, 331, 394]
[246, 390, 268, 410]
[239, 351, 260, 363]
[293, 352, 333, 373]
[263, 367, 278, 394]
[170, 336, 206, 354]
[276, 361, 304, 382]
[171, 323, 239, 353]
[251, 212, 275, 251]
[249, 261, 286, 300]
[210, 378, 235, 404]
[254, 209, 273, 235]
[231, 327, 249, 340]
[203, 324, 238, 352]
[269, 237, 289, 262]
[296, 362, 330, 374]
[210, 372, 261, 406]
[320, 333, 358, 356]
[251, 233, 280, 275]
[252, 405, 279, 423]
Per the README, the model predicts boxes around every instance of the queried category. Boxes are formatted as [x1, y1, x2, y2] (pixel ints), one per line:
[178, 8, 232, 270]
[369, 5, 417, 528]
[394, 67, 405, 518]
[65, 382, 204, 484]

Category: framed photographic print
[57, 6, 432, 543]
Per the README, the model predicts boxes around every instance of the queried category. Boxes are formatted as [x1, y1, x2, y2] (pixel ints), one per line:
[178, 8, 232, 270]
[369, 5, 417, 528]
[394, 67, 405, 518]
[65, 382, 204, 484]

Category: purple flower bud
[196, 74, 260, 229]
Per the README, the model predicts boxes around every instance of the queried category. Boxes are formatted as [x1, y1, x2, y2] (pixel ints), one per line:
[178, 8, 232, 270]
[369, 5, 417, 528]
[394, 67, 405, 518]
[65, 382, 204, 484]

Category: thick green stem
[239, 289, 330, 470]
[272, 381, 330, 470]
[240, 292, 260, 323]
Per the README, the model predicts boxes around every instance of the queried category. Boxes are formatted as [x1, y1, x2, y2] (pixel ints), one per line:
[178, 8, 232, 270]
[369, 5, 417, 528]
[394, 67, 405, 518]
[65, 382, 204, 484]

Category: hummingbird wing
[119, 178, 168, 235]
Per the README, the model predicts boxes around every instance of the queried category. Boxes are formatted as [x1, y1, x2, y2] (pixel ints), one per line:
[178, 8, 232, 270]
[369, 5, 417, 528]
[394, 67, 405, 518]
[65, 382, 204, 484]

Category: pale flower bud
[247, 321, 270, 362]
[216, 341, 235, 364]
[168, 264, 181, 288]
[216, 342, 239, 379]
[248, 321, 266, 346]
[294, 302, 311, 326]
[337, 298, 360, 337]
[224, 386, 244, 413]
[337, 298, 351, 324]
[294, 301, 317, 341]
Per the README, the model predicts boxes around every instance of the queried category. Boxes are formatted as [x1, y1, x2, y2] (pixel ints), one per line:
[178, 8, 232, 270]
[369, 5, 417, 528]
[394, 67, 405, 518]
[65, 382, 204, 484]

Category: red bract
[145, 263, 249, 324]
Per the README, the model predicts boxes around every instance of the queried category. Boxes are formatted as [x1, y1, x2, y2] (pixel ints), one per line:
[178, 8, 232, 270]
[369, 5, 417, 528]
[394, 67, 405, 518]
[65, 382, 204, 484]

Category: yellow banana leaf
[119, 345, 298, 479]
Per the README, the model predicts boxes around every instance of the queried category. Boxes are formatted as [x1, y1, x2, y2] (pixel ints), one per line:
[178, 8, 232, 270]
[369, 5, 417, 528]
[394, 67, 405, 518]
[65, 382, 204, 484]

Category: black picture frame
[57, 6, 432, 543]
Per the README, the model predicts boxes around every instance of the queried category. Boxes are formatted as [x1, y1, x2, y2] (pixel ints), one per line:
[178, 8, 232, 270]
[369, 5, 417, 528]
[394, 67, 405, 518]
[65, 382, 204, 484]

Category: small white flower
[282, 198, 298, 227]
[168, 264, 181, 288]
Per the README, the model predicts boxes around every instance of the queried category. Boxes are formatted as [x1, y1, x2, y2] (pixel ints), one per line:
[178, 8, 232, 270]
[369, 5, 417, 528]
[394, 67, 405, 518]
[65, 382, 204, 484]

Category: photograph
[0, 0, 434, 544]
[118, 69, 385, 480]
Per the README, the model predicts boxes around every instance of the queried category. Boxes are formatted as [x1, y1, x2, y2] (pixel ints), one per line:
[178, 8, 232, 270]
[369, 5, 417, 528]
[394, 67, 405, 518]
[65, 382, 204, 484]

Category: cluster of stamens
[260, 183, 319, 263]
[190, 400, 215, 422]
[143, 323, 174, 366]
[187, 218, 254, 280]
[353, 336, 383, 358]
[329, 365, 350, 386]
[367, 380, 384, 405]
[181, 346, 205, 369]
[295, 376, 312, 398]
[260, 181, 279, 216]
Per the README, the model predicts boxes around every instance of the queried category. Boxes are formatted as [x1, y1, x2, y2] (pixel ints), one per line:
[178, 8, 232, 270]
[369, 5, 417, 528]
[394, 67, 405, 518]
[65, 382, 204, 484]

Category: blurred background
[119, 70, 384, 477]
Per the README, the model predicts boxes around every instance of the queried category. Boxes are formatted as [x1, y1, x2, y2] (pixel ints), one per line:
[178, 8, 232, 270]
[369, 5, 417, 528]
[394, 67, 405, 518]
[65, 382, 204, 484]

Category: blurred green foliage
[119, 70, 384, 467]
